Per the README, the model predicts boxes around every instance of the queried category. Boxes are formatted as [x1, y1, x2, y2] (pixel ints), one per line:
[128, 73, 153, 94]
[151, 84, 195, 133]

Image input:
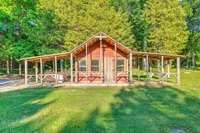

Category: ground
[0, 69, 200, 133]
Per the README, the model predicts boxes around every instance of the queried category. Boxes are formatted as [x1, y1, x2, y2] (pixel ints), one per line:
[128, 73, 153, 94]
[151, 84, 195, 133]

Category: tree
[143, 0, 188, 54]
[0, 0, 63, 60]
[39, 0, 135, 50]
[109, 0, 148, 51]
[181, 0, 200, 67]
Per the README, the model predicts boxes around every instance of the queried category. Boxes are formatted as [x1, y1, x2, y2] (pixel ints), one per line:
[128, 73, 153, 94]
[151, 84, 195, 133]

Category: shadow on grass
[59, 86, 200, 133]
[0, 87, 55, 132]
[1, 86, 200, 133]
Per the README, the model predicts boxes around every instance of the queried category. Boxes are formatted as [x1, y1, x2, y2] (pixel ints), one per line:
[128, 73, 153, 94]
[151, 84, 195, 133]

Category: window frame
[91, 58, 100, 72]
[116, 58, 125, 72]
[79, 58, 86, 72]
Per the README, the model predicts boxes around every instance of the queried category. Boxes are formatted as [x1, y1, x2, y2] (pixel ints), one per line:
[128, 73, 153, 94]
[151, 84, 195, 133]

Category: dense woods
[0, 0, 200, 74]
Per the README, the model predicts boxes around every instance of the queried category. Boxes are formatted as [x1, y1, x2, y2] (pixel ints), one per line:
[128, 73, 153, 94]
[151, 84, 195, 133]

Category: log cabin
[20, 32, 183, 86]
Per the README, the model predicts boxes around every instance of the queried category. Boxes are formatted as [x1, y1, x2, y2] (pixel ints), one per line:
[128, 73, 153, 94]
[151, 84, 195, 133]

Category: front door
[104, 57, 113, 83]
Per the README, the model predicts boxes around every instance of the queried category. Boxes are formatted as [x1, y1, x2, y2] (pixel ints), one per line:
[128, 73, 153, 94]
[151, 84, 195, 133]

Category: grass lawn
[0, 69, 200, 133]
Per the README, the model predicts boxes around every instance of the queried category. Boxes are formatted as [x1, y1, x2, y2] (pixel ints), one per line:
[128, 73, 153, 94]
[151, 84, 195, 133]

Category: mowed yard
[0, 69, 200, 133]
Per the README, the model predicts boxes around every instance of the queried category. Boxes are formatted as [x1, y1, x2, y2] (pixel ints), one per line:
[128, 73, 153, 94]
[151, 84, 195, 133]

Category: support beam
[19, 63, 22, 76]
[161, 56, 164, 83]
[176, 57, 180, 84]
[129, 52, 133, 83]
[157, 59, 160, 79]
[167, 61, 171, 78]
[40, 58, 43, 84]
[114, 43, 117, 83]
[137, 57, 140, 80]
[100, 37, 103, 82]
[35, 62, 38, 83]
[145, 54, 149, 79]
[70, 53, 73, 83]
[55, 56, 58, 83]
[25, 60, 28, 86]
[75, 59, 78, 82]
[86, 43, 88, 82]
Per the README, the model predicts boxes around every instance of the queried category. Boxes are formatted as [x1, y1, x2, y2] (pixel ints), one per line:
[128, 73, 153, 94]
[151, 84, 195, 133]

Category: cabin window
[117, 59, 125, 72]
[91, 59, 99, 72]
[79, 59, 86, 72]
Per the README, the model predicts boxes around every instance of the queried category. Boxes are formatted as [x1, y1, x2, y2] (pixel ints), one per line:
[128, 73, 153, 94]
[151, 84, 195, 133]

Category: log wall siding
[76, 41, 129, 83]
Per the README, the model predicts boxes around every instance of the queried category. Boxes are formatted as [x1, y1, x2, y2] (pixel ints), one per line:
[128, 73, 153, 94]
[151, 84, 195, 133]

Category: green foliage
[181, 0, 200, 65]
[0, 0, 63, 59]
[109, 0, 149, 51]
[143, 0, 189, 54]
[39, 0, 135, 50]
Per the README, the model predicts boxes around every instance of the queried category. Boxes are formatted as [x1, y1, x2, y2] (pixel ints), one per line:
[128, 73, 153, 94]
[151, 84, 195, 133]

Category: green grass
[0, 69, 200, 133]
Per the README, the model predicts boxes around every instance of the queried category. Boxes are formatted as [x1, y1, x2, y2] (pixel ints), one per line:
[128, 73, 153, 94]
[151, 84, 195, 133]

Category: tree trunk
[10, 56, 13, 74]
[6, 59, 10, 75]
[192, 52, 195, 68]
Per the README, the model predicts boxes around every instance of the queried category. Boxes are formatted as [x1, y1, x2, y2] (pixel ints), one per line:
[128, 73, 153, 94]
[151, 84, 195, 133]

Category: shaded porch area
[19, 51, 182, 86]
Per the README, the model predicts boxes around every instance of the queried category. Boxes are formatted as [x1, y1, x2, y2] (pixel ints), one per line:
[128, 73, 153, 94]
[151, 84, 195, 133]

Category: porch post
[129, 52, 133, 83]
[157, 59, 160, 79]
[86, 43, 88, 82]
[35, 62, 38, 83]
[25, 60, 28, 86]
[100, 37, 103, 82]
[114, 43, 117, 83]
[40, 58, 43, 84]
[55, 56, 58, 83]
[161, 56, 164, 83]
[176, 57, 180, 84]
[146, 54, 149, 79]
[167, 60, 171, 78]
[75, 59, 78, 82]
[19, 63, 22, 76]
[137, 57, 140, 80]
[70, 53, 73, 83]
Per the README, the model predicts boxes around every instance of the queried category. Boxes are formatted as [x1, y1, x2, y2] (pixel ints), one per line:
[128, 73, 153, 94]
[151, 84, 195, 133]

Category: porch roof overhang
[132, 51, 184, 60]
[19, 52, 70, 62]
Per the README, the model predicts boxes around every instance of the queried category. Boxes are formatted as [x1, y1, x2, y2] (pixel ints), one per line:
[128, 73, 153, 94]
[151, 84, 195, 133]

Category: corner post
[55, 56, 58, 83]
[176, 57, 180, 84]
[25, 60, 28, 86]
[70, 53, 73, 83]
[35, 62, 38, 83]
[40, 58, 43, 84]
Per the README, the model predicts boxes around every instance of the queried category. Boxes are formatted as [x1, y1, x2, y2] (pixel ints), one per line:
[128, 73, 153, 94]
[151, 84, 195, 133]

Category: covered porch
[19, 51, 182, 86]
